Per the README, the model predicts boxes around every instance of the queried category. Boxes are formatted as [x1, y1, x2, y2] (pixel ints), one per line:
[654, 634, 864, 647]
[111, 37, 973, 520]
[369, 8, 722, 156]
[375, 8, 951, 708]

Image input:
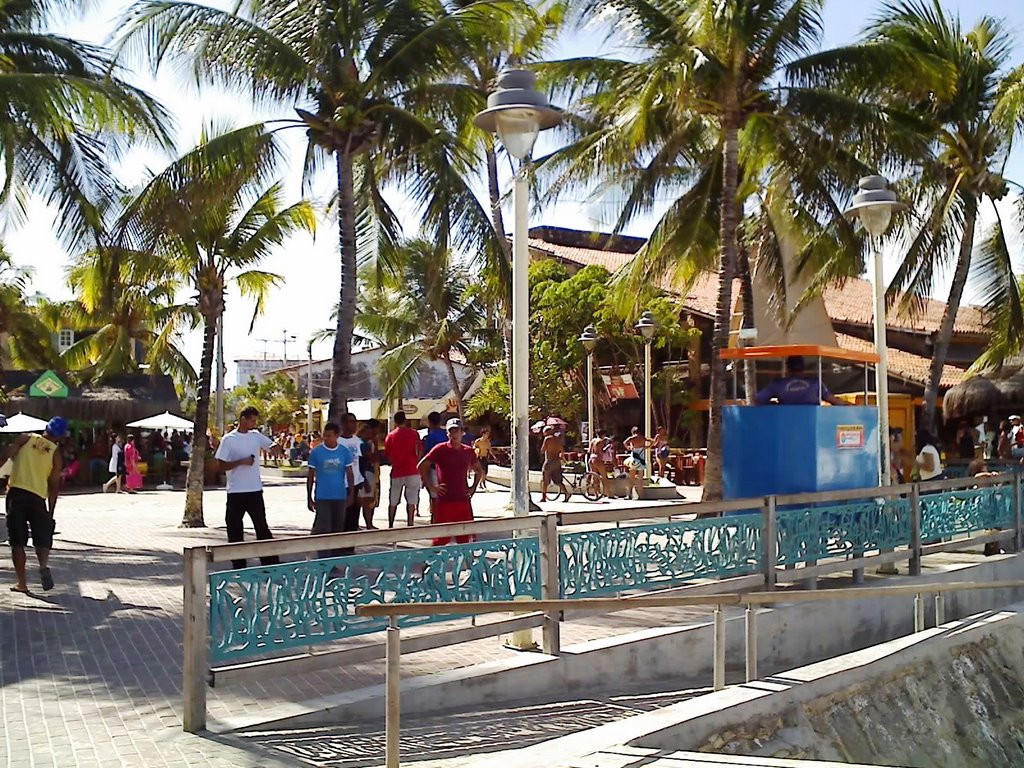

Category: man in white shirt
[215, 406, 280, 569]
[338, 413, 365, 549]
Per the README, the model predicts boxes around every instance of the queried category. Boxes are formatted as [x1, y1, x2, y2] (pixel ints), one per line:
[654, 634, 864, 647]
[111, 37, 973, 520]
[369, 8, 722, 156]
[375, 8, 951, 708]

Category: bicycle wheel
[580, 472, 603, 501]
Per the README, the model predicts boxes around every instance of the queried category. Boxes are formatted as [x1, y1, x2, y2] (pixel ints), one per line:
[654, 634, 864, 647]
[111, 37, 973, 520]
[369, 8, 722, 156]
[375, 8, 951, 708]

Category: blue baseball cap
[46, 417, 68, 438]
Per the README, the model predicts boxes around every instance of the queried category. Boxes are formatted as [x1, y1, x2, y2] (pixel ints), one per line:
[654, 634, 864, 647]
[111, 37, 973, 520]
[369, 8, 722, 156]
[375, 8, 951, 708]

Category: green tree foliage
[117, 0, 520, 425]
[63, 247, 198, 385]
[228, 374, 305, 431]
[470, 262, 699, 429]
[0, 252, 58, 370]
[0, 0, 171, 254]
[358, 239, 485, 421]
[117, 125, 315, 527]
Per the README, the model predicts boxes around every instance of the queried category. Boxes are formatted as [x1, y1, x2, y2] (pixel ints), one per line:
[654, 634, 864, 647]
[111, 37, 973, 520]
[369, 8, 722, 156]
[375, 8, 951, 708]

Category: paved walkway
[1, 473, 700, 767]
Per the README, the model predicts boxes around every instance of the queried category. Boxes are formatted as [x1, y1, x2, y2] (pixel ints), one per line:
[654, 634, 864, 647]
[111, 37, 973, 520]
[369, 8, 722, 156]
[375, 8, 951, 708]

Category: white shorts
[390, 474, 421, 507]
[359, 470, 378, 500]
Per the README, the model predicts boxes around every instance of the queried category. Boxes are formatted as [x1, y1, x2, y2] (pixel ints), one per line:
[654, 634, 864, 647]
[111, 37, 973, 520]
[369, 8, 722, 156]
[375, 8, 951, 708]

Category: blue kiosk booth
[720, 345, 881, 500]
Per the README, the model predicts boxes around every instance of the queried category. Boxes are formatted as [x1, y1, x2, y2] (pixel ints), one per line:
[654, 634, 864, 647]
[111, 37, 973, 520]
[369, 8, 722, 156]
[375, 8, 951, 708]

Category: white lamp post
[636, 310, 658, 482]
[580, 325, 598, 441]
[844, 175, 906, 487]
[306, 340, 314, 435]
[475, 69, 562, 516]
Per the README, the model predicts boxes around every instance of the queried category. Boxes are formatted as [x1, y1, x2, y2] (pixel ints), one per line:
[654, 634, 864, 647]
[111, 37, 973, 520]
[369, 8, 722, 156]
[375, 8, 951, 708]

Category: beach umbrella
[0, 413, 50, 433]
[126, 411, 194, 431]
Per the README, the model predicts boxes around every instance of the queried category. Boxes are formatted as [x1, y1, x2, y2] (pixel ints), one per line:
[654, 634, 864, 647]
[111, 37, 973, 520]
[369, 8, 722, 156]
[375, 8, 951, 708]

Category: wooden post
[745, 606, 757, 683]
[713, 605, 725, 691]
[182, 547, 208, 733]
[386, 617, 401, 768]
[1014, 472, 1023, 553]
[913, 593, 924, 633]
[934, 593, 945, 627]
[539, 515, 561, 655]
[763, 496, 777, 591]
[909, 484, 922, 576]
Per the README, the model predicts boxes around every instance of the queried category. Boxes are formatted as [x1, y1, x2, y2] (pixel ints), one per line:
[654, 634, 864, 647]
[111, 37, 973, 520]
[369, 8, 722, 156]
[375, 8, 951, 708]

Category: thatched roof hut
[0, 371, 180, 426]
[942, 376, 1002, 421]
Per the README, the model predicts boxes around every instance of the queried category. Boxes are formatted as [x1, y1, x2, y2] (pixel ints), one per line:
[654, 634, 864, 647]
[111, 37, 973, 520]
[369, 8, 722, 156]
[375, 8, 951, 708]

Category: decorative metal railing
[920, 487, 1014, 541]
[775, 498, 911, 567]
[209, 537, 540, 662]
[558, 514, 763, 598]
[183, 475, 1024, 732]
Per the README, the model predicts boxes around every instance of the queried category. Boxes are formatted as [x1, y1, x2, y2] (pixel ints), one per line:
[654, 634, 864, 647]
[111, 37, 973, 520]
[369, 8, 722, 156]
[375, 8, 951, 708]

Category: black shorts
[6, 488, 53, 549]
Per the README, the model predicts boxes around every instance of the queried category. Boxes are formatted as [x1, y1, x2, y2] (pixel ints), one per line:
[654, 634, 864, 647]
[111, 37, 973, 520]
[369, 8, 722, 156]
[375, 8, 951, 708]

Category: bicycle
[561, 459, 605, 501]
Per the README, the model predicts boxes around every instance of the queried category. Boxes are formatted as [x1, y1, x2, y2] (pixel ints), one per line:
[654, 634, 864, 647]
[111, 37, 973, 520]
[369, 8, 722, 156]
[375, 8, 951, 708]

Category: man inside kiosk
[753, 355, 849, 406]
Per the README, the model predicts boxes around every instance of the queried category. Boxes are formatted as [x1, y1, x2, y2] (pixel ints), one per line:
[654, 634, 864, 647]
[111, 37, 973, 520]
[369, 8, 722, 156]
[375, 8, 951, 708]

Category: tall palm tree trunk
[921, 197, 978, 434]
[182, 308, 217, 527]
[442, 352, 467, 423]
[330, 152, 358, 423]
[703, 119, 741, 503]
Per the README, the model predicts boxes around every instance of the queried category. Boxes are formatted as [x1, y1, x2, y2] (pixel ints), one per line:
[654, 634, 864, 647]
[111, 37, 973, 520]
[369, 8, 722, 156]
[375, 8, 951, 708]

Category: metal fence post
[1014, 472, 1023, 553]
[713, 605, 726, 691]
[909, 484, 922, 576]
[934, 593, 945, 627]
[763, 496, 777, 591]
[182, 547, 208, 733]
[745, 606, 757, 683]
[913, 593, 925, 633]
[386, 617, 401, 768]
[539, 515, 561, 655]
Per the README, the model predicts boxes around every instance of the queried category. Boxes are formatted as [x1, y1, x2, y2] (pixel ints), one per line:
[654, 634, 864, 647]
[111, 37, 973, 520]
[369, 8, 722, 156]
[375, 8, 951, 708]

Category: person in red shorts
[418, 419, 483, 545]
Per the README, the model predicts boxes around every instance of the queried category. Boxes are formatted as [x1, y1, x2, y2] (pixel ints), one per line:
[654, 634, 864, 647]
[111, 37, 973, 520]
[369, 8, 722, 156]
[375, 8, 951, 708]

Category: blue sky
[14, 0, 1024, 383]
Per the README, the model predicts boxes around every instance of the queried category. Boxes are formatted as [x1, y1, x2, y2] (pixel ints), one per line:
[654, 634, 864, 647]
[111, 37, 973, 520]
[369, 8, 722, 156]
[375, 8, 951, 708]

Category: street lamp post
[306, 341, 314, 435]
[844, 175, 906, 487]
[475, 69, 562, 516]
[579, 325, 598, 442]
[636, 311, 658, 483]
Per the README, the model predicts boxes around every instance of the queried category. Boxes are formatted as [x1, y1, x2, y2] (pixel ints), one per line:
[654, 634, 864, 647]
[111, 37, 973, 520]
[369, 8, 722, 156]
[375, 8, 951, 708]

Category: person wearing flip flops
[4, 416, 66, 593]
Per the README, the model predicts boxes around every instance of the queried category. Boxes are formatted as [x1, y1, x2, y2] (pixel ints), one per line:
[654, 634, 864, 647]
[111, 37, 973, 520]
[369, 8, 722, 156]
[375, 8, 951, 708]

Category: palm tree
[539, 0, 880, 500]
[0, 251, 58, 369]
[119, 126, 315, 527]
[117, 0, 518, 424]
[0, 0, 171, 257]
[63, 247, 198, 385]
[359, 239, 484, 422]
[839, 1, 1024, 433]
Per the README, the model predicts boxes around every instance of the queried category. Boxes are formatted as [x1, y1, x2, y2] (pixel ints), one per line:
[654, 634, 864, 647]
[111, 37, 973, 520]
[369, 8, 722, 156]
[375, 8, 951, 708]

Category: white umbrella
[126, 411, 194, 431]
[0, 412, 50, 433]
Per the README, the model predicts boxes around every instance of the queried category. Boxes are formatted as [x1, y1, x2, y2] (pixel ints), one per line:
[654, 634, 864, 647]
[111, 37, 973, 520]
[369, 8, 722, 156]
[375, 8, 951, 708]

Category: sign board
[29, 370, 69, 398]
[601, 372, 639, 401]
[580, 421, 590, 444]
[836, 424, 865, 449]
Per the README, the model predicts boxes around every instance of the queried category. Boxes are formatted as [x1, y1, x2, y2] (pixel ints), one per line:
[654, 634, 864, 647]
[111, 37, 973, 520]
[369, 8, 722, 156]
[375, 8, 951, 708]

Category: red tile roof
[528, 234, 986, 335]
[835, 333, 966, 390]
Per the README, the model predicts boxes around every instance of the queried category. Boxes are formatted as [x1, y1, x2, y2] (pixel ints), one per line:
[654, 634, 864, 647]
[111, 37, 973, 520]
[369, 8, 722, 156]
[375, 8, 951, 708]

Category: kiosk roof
[719, 344, 880, 364]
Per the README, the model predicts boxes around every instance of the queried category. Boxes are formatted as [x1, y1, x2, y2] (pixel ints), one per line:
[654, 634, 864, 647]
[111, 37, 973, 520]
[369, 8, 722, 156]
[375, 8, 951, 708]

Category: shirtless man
[588, 429, 615, 497]
[540, 426, 569, 503]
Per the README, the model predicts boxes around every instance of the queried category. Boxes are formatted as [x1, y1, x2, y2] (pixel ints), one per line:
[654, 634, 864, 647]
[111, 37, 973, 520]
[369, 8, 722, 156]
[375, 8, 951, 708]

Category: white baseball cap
[445, 418, 463, 431]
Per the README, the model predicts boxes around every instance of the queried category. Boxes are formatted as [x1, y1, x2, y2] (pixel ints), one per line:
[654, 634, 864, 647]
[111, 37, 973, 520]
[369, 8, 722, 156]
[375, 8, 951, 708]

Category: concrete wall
[244, 553, 1024, 733]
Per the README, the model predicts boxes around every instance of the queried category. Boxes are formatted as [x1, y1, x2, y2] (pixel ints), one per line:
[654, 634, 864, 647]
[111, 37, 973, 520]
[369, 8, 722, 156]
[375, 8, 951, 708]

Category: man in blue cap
[3, 417, 65, 592]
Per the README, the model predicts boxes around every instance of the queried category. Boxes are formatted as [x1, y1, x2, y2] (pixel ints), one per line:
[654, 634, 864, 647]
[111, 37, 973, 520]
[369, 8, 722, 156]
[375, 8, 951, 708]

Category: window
[57, 329, 74, 351]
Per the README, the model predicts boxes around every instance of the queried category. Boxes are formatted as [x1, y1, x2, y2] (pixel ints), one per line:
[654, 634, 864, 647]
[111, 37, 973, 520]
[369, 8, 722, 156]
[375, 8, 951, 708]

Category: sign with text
[836, 424, 865, 449]
[29, 370, 68, 398]
[601, 372, 639, 401]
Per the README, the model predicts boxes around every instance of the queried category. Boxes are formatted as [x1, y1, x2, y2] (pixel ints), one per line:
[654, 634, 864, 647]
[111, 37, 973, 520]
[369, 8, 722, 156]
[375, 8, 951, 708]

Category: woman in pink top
[124, 435, 143, 492]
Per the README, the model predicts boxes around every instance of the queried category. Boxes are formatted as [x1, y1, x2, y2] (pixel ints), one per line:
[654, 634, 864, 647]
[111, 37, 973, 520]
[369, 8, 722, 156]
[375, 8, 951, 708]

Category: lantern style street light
[636, 311, 658, 482]
[844, 175, 906, 487]
[579, 325, 599, 442]
[475, 69, 562, 515]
